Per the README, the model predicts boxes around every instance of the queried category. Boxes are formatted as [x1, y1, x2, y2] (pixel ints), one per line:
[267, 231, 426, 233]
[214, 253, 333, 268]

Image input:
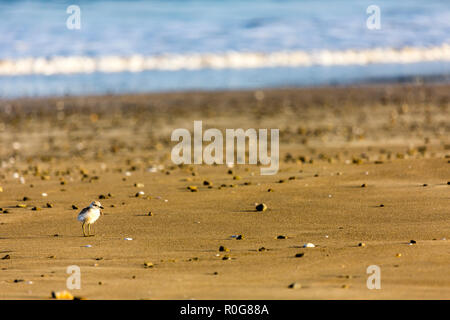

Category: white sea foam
[1, 44, 450, 76]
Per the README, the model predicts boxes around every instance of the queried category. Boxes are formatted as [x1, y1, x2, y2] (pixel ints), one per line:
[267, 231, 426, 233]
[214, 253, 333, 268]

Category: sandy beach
[0, 84, 449, 299]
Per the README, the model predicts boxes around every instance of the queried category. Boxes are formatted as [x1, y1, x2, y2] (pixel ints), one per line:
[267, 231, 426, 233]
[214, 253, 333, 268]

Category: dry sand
[0, 84, 449, 299]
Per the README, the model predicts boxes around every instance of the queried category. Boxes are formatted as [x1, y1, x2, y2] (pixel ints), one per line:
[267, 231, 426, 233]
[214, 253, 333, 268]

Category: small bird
[77, 201, 104, 237]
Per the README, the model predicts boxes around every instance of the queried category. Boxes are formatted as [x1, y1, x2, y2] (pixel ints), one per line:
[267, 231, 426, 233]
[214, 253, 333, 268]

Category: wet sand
[0, 84, 449, 299]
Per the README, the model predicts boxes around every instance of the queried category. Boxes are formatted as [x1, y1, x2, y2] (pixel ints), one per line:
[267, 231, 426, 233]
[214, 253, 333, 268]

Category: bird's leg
[88, 223, 94, 237]
[82, 222, 86, 237]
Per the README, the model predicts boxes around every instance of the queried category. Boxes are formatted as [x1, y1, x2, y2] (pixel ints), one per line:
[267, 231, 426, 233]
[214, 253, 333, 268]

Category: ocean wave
[1, 44, 450, 76]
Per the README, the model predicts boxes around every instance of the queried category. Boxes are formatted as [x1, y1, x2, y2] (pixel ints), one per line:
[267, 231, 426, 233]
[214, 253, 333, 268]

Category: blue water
[1, 0, 450, 97]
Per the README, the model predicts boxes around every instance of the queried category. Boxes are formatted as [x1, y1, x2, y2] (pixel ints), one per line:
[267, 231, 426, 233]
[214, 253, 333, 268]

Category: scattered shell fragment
[410, 240, 417, 244]
[1, 254, 10, 260]
[358, 242, 366, 247]
[46, 203, 53, 208]
[124, 237, 133, 241]
[51, 290, 74, 300]
[16, 204, 27, 208]
[72, 205, 78, 210]
[295, 253, 304, 258]
[187, 186, 198, 192]
[144, 262, 154, 268]
[303, 243, 315, 248]
[219, 246, 229, 252]
[134, 183, 144, 188]
[277, 235, 287, 239]
[236, 235, 244, 240]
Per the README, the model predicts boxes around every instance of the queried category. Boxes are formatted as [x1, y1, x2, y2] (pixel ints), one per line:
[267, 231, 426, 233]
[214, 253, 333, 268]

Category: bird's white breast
[78, 207, 101, 224]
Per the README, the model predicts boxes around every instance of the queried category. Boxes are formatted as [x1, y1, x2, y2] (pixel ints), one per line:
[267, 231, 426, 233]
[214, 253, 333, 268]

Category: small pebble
[255, 203, 267, 212]
[1, 254, 11, 260]
[410, 240, 417, 244]
[295, 253, 304, 258]
[72, 205, 78, 210]
[288, 282, 301, 289]
[358, 242, 366, 247]
[277, 235, 287, 239]
[303, 243, 315, 248]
